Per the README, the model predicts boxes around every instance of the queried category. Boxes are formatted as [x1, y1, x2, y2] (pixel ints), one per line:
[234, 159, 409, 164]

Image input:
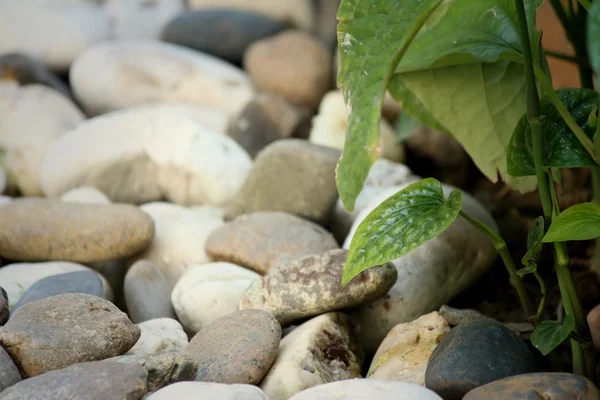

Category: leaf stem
[577, 0, 591, 12]
[544, 50, 579, 64]
[459, 210, 535, 322]
[533, 270, 547, 322]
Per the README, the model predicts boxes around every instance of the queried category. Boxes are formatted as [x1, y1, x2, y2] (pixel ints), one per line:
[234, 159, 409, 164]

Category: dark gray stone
[0, 288, 8, 326]
[425, 320, 541, 400]
[161, 9, 286, 64]
[0, 360, 147, 400]
[124, 260, 175, 324]
[11, 270, 104, 314]
[0, 346, 21, 392]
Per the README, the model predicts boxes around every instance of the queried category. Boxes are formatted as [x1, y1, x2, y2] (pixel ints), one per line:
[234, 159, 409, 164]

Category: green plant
[337, 0, 600, 381]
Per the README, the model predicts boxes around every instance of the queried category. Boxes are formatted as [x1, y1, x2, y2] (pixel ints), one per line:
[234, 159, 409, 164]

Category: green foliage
[342, 178, 462, 285]
[518, 216, 545, 276]
[531, 316, 576, 356]
[543, 202, 600, 243]
[507, 89, 600, 176]
[588, 0, 600, 80]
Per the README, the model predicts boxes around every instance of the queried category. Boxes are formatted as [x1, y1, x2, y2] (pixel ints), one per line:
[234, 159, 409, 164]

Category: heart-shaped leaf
[342, 178, 462, 285]
[507, 88, 600, 176]
[531, 315, 575, 356]
[522, 216, 545, 267]
[543, 202, 600, 243]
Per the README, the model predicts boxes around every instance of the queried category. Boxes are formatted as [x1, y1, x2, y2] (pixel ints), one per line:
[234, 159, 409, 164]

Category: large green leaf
[543, 202, 600, 243]
[335, 0, 444, 212]
[390, 62, 537, 191]
[342, 178, 462, 285]
[588, 0, 600, 80]
[531, 316, 575, 356]
[507, 89, 600, 176]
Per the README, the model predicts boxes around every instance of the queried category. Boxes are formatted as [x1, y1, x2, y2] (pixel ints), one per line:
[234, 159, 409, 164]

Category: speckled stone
[0, 346, 21, 392]
[239, 249, 396, 326]
[185, 309, 281, 384]
[205, 211, 338, 274]
[0, 199, 154, 263]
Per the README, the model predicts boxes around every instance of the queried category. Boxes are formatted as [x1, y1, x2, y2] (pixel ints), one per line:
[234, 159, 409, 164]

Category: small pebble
[146, 381, 269, 400]
[126, 318, 188, 356]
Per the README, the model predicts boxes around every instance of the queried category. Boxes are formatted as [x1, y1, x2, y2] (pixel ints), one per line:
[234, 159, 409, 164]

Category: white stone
[126, 318, 188, 356]
[309, 90, 405, 162]
[103, 0, 185, 40]
[0, 196, 11, 207]
[344, 183, 498, 355]
[288, 379, 443, 400]
[146, 381, 269, 400]
[0, 0, 111, 71]
[61, 186, 111, 204]
[188, 0, 314, 31]
[171, 262, 260, 335]
[367, 312, 450, 385]
[0, 82, 85, 196]
[40, 105, 252, 207]
[260, 312, 362, 400]
[70, 39, 254, 117]
[0, 261, 112, 309]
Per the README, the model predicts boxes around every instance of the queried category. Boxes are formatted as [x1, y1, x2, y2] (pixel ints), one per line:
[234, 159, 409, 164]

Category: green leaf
[543, 202, 600, 243]
[588, 0, 600, 81]
[522, 216, 545, 266]
[507, 88, 600, 176]
[335, 0, 444, 212]
[390, 62, 537, 192]
[531, 316, 575, 356]
[516, 263, 537, 277]
[342, 178, 462, 285]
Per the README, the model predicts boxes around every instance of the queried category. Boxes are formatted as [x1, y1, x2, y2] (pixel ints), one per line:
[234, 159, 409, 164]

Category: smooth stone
[0, 198, 154, 263]
[0, 293, 140, 377]
[61, 186, 111, 204]
[425, 320, 541, 400]
[162, 9, 285, 64]
[240, 249, 397, 326]
[0, 261, 112, 310]
[289, 379, 443, 400]
[244, 30, 332, 109]
[104, 0, 184, 40]
[0, 52, 73, 99]
[185, 309, 281, 384]
[188, 0, 314, 31]
[367, 312, 450, 385]
[0, 82, 85, 196]
[86, 259, 123, 307]
[345, 183, 498, 356]
[228, 93, 311, 158]
[146, 381, 269, 400]
[462, 372, 600, 400]
[313, 0, 340, 49]
[0, 1, 111, 71]
[260, 312, 363, 400]
[225, 139, 340, 223]
[0, 346, 21, 392]
[587, 303, 600, 350]
[0, 167, 5, 195]
[310, 90, 405, 162]
[0, 287, 8, 325]
[0, 360, 147, 400]
[171, 263, 261, 335]
[11, 270, 105, 314]
[70, 39, 254, 117]
[133, 202, 225, 288]
[124, 260, 176, 324]
[40, 105, 250, 207]
[126, 318, 188, 356]
[205, 211, 339, 274]
[110, 352, 197, 393]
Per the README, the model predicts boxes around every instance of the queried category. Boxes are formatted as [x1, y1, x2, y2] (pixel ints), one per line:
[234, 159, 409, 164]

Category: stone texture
[0, 360, 147, 400]
[244, 30, 332, 109]
[289, 379, 443, 400]
[0, 346, 21, 392]
[147, 381, 270, 400]
[104, 0, 184, 41]
[61, 186, 111, 204]
[0, 198, 154, 263]
[587, 303, 600, 350]
[0, 293, 140, 377]
[11, 270, 105, 314]
[110, 351, 197, 393]
[126, 318, 188, 356]
[463, 372, 600, 400]
[225, 140, 340, 223]
[228, 93, 310, 158]
[0, 287, 8, 326]
[425, 320, 541, 400]
[124, 260, 176, 324]
[260, 312, 363, 400]
[206, 211, 338, 274]
[240, 249, 397, 326]
[185, 309, 281, 385]
[171, 263, 261, 335]
[162, 9, 285, 64]
[367, 312, 450, 385]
